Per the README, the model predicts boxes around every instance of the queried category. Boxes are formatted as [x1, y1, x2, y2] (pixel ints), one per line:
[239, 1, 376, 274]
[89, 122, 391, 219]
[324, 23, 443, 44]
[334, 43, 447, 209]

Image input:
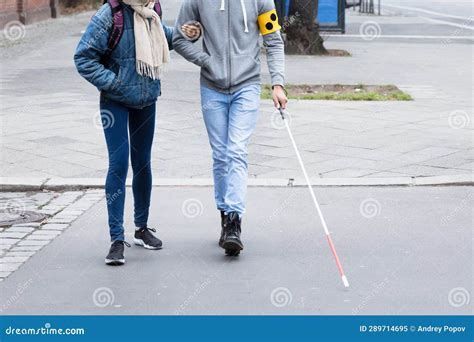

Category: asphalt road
[383, 0, 473, 20]
[336, 0, 474, 42]
[0, 186, 471, 315]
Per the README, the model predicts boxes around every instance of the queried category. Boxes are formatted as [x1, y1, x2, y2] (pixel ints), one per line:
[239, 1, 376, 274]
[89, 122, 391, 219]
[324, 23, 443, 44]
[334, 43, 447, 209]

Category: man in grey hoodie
[173, 0, 287, 256]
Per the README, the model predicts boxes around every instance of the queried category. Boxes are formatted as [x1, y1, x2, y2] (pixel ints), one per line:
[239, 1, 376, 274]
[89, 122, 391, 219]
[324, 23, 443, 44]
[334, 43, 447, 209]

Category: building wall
[0, 0, 58, 28]
[0, 0, 20, 28]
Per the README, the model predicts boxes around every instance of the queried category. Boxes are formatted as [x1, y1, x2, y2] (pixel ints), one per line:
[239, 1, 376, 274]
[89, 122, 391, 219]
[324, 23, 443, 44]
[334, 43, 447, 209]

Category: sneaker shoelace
[139, 227, 157, 239]
[112, 240, 131, 249]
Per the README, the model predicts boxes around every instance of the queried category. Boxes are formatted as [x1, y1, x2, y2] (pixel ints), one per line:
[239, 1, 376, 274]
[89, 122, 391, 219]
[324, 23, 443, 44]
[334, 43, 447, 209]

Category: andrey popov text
[359, 325, 466, 334]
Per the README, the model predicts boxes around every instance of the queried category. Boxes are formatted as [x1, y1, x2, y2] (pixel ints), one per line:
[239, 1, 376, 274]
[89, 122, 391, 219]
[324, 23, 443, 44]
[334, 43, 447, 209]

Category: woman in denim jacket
[74, 1, 199, 265]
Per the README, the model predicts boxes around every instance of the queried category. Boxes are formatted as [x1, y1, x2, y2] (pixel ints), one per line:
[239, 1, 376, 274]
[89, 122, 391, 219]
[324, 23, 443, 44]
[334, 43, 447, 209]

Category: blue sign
[318, 0, 340, 24]
[280, 0, 345, 32]
[319, 0, 345, 32]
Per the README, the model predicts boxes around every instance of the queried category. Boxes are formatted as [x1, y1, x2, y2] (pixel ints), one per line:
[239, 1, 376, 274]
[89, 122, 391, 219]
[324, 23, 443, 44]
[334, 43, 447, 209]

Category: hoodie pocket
[201, 54, 228, 89]
[231, 53, 260, 86]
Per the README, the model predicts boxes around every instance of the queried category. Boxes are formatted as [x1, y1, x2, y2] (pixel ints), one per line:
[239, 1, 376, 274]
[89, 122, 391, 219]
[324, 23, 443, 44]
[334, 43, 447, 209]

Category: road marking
[325, 34, 474, 40]
[422, 16, 474, 31]
[383, 3, 471, 21]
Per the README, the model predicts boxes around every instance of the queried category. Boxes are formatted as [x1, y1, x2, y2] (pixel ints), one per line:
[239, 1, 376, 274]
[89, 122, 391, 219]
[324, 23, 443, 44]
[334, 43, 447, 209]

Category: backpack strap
[154, 1, 163, 20]
[103, 0, 163, 61]
[104, 0, 124, 60]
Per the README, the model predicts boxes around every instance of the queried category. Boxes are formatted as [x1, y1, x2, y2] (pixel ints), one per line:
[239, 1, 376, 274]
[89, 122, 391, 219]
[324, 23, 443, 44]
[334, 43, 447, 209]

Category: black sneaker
[105, 240, 130, 266]
[134, 227, 162, 250]
[219, 210, 226, 247]
[222, 212, 244, 256]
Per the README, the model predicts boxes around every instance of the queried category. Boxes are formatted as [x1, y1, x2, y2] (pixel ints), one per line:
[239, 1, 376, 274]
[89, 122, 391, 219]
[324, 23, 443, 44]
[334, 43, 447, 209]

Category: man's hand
[272, 85, 288, 109]
[181, 22, 202, 40]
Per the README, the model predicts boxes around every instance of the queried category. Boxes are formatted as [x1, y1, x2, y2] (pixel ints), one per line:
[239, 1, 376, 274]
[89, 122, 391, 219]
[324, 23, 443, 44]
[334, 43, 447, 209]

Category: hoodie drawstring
[219, 0, 249, 33]
[240, 0, 249, 33]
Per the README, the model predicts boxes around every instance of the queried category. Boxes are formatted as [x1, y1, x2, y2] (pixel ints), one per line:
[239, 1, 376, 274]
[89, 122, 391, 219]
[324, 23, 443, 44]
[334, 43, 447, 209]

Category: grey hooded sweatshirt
[173, 0, 285, 94]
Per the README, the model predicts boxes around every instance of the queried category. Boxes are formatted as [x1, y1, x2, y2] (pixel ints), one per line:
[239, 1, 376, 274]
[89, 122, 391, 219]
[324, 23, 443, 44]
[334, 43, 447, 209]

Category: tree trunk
[284, 0, 327, 55]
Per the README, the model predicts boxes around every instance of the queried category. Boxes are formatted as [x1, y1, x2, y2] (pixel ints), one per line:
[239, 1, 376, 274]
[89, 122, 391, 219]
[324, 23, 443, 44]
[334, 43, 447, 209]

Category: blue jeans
[100, 96, 156, 241]
[200, 84, 261, 216]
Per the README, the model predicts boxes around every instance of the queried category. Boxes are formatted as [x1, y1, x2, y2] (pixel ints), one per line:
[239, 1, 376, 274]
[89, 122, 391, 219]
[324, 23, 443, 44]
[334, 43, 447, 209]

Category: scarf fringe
[123, 0, 169, 81]
[136, 60, 162, 80]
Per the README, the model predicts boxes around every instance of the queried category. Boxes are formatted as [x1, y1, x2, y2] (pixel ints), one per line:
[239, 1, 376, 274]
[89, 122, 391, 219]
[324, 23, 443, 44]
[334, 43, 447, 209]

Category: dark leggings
[100, 97, 156, 241]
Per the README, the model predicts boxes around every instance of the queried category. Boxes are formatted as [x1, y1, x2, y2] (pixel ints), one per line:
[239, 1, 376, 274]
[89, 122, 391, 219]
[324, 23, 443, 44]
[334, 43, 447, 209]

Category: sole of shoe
[225, 249, 240, 256]
[134, 238, 162, 250]
[222, 239, 243, 256]
[105, 258, 125, 266]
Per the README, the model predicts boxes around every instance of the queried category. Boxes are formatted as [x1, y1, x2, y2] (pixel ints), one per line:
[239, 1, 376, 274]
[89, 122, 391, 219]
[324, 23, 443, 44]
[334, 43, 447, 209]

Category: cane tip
[342, 275, 350, 288]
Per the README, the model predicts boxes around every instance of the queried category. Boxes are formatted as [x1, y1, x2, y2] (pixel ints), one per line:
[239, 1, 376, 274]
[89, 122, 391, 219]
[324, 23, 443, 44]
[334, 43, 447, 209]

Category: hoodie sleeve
[258, 0, 285, 87]
[74, 5, 118, 92]
[172, 0, 210, 67]
[163, 24, 174, 51]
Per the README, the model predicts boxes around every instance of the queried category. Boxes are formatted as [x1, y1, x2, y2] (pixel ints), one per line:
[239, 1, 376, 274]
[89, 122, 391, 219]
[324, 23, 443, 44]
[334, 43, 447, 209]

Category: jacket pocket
[231, 53, 260, 86]
[146, 78, 162, 101]
[106, 66, 139, 106]
[201, 54, 228, 89]
[110, 67, 124, 95]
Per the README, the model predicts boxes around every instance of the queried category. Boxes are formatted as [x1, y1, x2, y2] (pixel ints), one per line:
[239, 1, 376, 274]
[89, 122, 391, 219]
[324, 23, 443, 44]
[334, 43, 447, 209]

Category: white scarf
[122, 0, 169, 80]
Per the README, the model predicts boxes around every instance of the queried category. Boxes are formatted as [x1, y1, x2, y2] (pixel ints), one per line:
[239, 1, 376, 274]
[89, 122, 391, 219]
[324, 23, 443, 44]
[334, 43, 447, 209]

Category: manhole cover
[0, 210, 46, 227]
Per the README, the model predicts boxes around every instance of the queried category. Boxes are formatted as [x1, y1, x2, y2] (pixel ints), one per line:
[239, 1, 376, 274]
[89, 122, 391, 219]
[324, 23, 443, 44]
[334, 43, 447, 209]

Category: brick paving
[0, 190, 104, 280]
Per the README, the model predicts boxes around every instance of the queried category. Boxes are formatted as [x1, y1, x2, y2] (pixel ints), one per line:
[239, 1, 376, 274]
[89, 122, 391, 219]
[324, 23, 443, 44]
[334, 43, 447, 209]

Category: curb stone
[0, 175, 472, 192]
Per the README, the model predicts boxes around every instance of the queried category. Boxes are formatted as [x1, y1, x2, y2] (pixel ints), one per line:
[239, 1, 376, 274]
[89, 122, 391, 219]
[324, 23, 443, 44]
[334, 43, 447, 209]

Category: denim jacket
[74, 3, 173, 109]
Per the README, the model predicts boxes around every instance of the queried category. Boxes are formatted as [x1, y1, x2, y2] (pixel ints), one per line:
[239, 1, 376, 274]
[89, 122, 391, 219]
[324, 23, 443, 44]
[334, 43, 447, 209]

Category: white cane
[278, 108, 350, 288]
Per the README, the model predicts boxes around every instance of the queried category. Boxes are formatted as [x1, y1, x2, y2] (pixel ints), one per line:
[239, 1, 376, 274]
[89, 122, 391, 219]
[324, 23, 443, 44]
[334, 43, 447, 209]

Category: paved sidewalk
[0, 190, 104, 279]
[0, 186, 471, 315]
[1, 11, 472, 181]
